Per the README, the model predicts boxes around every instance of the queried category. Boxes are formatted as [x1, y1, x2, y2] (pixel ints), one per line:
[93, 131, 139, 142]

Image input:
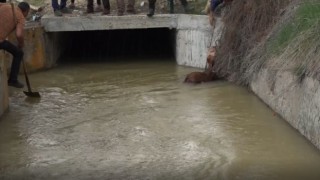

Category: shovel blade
[23, 91, 41, 98]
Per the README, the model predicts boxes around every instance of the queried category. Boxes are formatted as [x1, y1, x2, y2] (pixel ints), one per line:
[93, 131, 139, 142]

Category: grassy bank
[267, 0, 320, 81]
[215, 0, 320, 85]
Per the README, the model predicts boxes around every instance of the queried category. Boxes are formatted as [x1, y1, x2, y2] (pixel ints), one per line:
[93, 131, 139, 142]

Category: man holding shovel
[0, 2, 30, 88]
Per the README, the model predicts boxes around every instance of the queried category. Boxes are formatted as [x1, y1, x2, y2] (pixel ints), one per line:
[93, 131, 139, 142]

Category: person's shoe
[68, 3, 76, 9]
[147, 8, 154, 17]
[61, 7, 73, 14]
[87, 8, 94, 14]
[126, 9, 136, 14]
[117, 11, 124, 16]
[95, 5, 102, 12]
[102, 9, 110, 15]
[8, 80, 24, 88]
[54, 10, 63, 16]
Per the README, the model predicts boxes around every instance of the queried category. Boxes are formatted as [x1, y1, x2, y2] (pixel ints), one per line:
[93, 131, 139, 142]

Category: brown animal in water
[184, 47, 219, 84]
[183, 69, 219, 84]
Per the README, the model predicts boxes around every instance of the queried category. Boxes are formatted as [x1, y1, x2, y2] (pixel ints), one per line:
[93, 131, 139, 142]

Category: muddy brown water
[1, 59, 320, 180]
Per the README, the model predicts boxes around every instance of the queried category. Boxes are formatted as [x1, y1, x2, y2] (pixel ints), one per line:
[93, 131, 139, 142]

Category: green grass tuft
[269, 1, 320, 55]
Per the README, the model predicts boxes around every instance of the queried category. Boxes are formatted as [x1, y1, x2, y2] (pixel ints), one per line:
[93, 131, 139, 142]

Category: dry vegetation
[215, 0, 320, 86]
[266, 0, 320, 82]
[214, 0, 291, 85]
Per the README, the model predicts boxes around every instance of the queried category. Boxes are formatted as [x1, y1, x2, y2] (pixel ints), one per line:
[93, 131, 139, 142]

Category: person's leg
[147, 0, 156, 17]
[101, 0, 110, 14]
[180, 0, 188, 7]
[60, 0, 72, 13]
[52, 0, 64, 16]
[211, 0, 222, 12]
[69, 0, 76, 9]
[168, 0, 174, 13]
[116, 0, 125, 16]
[60, 0, 67, 9]
[180, 0, 192, 13]
[0, 41, 24, 88]
[126, 0, 135, 13]
[87, 0, 94, 13]
[52, 0, 60, 11]
[95, 0, 102, 11]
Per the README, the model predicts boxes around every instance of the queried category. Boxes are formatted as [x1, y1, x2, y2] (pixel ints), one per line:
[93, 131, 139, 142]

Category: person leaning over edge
[0, 2, 30, 88]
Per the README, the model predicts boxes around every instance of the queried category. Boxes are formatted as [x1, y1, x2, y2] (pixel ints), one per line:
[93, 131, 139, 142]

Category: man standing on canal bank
[0, 2, 30, 88]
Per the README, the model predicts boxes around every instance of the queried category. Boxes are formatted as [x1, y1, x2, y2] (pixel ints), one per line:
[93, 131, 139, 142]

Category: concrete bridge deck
[41, 14, 212, 32]
[39, 14, 223, 70]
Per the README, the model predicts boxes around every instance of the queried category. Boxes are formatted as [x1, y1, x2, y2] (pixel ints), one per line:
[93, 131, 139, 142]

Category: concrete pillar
[44, 32, 68, 68]
[176, 29, 213, 68]
[175, 15, 223, 68]
[0, 51, 9, 117]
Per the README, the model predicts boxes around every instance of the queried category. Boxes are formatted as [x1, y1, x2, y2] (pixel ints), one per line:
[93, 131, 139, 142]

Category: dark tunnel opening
[61, 28, 176, 62]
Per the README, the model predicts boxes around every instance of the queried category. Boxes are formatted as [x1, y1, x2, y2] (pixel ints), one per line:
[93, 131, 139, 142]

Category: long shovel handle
[22, 60, 40, 98]
[22, 60, 32, 92]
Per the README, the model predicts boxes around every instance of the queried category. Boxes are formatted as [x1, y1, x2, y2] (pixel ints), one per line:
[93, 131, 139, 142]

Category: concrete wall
[250, 68, 320, 149]
[43, 32, 68, 68]
[41, 14, 221, 69]
[176, 15, 223, 68]
[5, 25, 48, 72]
[23, 26, 48, 71]
[0, 51, 9, 116]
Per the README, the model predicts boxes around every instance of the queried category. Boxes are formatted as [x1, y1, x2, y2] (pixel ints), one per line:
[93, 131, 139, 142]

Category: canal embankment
[214, 0, 320, 150]
[1, 0, 320, 152]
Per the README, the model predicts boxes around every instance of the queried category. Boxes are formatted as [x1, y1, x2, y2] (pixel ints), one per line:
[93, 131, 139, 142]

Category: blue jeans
[211, 0, 223, 12]
[0, 40, 23, 82]
[52, 0, 67, 11]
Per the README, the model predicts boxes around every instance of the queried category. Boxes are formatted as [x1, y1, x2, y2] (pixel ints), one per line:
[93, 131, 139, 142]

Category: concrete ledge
[177, 14, 212, 31]
[41, 14, 211, 32]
